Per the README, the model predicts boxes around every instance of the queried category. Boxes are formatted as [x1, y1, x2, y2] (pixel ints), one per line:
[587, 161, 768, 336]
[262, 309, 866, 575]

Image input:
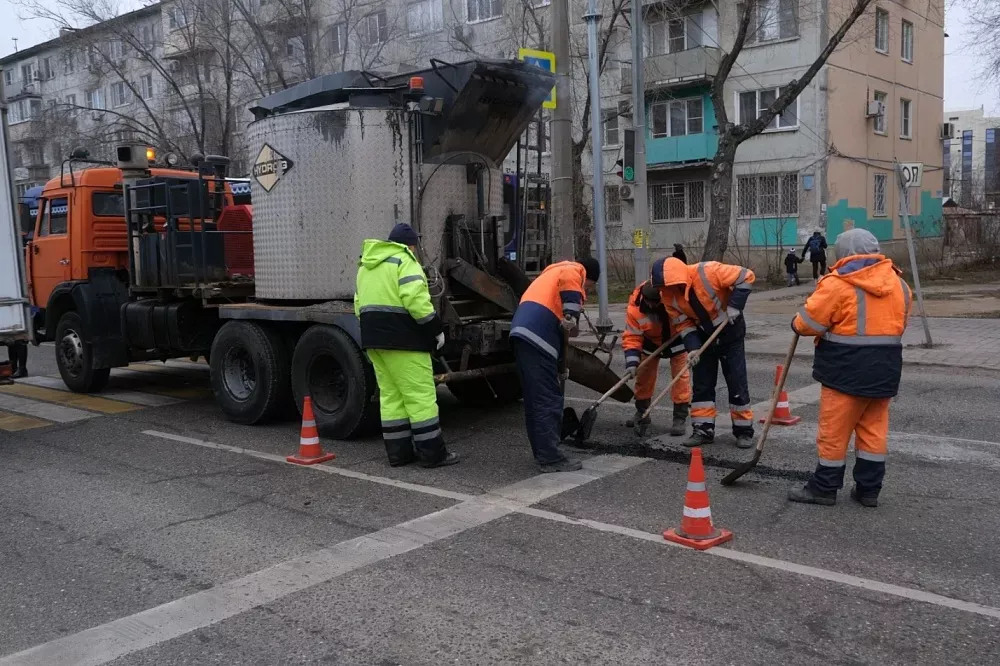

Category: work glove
[560, 317, 580, 338]
[726, 306, 742, 322]
[435, 332, 445, 350]
[687, 349, 701, 368]
[623, 366, 637, 379]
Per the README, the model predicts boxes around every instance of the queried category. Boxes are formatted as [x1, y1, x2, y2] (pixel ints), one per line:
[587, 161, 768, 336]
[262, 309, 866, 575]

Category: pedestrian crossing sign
[518, 48, 556, 109]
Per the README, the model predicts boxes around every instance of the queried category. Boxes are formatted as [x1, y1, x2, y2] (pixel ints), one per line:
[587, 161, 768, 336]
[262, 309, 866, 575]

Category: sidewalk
[579, 282, 1000, 371]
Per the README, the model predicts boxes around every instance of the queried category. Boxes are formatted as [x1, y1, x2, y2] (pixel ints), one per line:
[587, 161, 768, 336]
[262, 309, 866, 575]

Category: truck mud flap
[565, 344, 633, 403]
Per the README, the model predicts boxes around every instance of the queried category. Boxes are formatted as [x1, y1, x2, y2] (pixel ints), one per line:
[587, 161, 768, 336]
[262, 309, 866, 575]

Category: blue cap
[388, 222, 419, 246]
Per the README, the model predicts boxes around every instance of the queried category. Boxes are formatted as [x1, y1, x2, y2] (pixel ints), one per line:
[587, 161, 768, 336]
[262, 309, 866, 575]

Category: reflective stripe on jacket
[511, 261, 587, 359]
[653, 257, 754, 346]
[792, 254, 912, 398]
[354, 239, 443, 351]
[622, 283, 685, 369]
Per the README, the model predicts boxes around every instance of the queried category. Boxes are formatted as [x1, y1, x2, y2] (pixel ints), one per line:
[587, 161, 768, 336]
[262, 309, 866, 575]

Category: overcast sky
[1, 0, 997, 115]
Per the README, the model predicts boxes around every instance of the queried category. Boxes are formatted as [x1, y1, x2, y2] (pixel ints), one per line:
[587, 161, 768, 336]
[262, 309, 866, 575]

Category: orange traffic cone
[663, 448, 733, 550]
[287, 396, 336, 465]
[760, 364, 801, 426]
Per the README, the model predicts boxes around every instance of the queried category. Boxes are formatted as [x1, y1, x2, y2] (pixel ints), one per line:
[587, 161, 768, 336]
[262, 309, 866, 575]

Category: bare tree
[957, 0, 1000, 87]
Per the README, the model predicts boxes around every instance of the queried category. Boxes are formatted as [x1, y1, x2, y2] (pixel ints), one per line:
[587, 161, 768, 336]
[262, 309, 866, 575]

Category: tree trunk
[702, 138, 739, 261]
[571, 146, 592, 258]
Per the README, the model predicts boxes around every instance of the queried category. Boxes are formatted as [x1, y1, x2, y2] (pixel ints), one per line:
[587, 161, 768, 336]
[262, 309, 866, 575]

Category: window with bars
[737, 87, 798, 130]
[873, 91, 887, 134]
[873, 173, 887, 217]
[650, 97, 703, 138]
[875, 8, 889, 53]
[605, 185, 622, 225]
[736, 173, 798, 217]
[745, 0, 798, 45]
[651, 181, 705, 222]
[466, 0, 502, 23]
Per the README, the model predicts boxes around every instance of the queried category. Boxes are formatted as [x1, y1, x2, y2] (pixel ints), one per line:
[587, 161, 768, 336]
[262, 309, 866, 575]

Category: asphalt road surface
[2, 343, 1000, 665]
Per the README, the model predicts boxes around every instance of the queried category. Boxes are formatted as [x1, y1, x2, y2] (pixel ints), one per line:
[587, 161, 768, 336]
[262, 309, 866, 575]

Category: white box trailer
[0, 89, 32, 353]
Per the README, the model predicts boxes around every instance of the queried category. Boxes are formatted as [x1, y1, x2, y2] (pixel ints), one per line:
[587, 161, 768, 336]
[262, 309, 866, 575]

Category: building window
[86, 88, 105, 110]
[286, 36, 302, 57]
[65, 94, 77, 114]
[650, 97, 704, 138]
[364, 11, 388, 45]
[408, 0, 442, 36]
[8, 98, 41, 124]
[109, 40, 126, 61]
[21, 63, 36, 83]
[140, 74, 154, 100]
[330, 23, 347, 55]
[111, 81, 129, 107]
[651, 181, 705, 221]
[736, 173, 798, 217]
[41, 57, 54, 80]
[737, 87, 798, 130]
[3, 69, 13, 87]
[875, 8, 889, 53]
[605, 185, 622, 225]
[873, 91, 887, 134]
[603, 108, 621, 146]
[873, 173, 887, 216]
[746, 0, 798, 44]
[169, 6, 188, 30]
[63, 51, 75, 75]
[901, 19, 913, 62]
[466, 0, 502, 23]
[900, 98, 912, 138]
[649, 13, 701, 55]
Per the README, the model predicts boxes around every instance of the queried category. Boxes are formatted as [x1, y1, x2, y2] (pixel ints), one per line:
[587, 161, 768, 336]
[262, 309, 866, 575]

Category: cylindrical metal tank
[248, 105, 411, 300]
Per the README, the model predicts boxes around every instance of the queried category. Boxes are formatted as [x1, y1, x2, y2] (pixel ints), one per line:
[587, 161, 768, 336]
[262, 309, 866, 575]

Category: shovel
[721, 333, 800, 486]
[634, 317, 731, 438]
[575, 335, 679, 442]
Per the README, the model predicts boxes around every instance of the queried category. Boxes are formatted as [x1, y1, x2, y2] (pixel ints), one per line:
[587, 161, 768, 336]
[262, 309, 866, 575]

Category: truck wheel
[55, 312, 111, 393]
[210, 321, 291, 425]
[291, 325, 377, 439]
[447, 371, 522, 407]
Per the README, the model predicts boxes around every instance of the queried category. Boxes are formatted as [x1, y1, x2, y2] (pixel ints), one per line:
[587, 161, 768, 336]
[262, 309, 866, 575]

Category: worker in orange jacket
[654, 257, 755, 448]
[622, 281, 690, 434]
[511, 258, 600, 473]
[788, 228, 912, 507]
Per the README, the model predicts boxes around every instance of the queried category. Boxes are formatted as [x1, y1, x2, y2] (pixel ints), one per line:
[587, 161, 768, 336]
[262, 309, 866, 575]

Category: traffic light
[622, 129, 635, 183]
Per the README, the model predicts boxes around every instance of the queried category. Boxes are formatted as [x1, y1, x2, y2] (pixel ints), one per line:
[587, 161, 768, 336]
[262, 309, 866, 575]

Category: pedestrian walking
[511, 257, 600, 472]
[672, 243, 688, 263]
[354, 223, 459, 468]
[801, 230, 828, 279]
[785, 249, 802, 286]
[5, 341, 28, 378]
[655, 258, 756, 448]
[788, 229, 912, 507]
[622, 280, 690, 435]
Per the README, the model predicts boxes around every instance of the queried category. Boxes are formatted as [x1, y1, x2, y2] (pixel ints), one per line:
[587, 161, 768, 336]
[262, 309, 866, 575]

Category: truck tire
[55, 312, 111, 393]
[291, 325, 377, 439]
[210, 321, 291, 425]
[447, 371, 522, 407]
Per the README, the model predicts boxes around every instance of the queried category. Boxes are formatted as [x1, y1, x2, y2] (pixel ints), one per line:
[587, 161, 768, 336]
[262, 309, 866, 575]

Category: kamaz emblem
[252, 144, 294, 193]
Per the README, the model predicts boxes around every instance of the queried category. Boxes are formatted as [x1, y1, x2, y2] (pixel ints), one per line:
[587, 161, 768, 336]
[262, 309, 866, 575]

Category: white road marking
[0, 393, 96, 423]
[0, 443, 644, 666]
[17, 376, 181, 408]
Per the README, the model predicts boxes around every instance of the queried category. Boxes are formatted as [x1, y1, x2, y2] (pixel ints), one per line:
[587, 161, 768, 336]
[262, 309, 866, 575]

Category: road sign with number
[898, 162, 923, 188]
[518, 48, 556, 109]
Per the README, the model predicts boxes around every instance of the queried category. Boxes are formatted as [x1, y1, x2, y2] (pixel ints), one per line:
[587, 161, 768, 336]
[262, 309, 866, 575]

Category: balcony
[645, 47, 721, 90]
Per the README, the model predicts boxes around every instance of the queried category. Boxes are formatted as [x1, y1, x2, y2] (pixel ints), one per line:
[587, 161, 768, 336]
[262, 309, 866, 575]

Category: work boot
[625, 399, 651, 429]
[734, 432, 754, 449]
[539, 457, 583, 473]
[385, 440, 418, 467]
[850, 487, 879, 508]
[670, 403, 689, 436]
[421, 452, 461, 468]
[787, 484, 836, 506]
[682, 428, 714, 448]
[11, 366, 27, 379]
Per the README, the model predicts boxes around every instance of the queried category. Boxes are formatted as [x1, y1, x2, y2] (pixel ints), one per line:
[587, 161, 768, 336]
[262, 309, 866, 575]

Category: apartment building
[942, 107, 1000, 209]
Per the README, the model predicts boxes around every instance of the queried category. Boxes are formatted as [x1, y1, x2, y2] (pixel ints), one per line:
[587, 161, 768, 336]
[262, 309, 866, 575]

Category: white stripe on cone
[687, 482, 707, 492]
[302, 419, 316, 428]
[299, 436, 320, 445]
[683, 506, 712, 519]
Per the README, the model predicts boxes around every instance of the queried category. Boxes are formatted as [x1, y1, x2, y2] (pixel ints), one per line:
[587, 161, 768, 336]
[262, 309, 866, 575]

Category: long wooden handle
[641, 318, 730, 419]
[754, 333, 800, 454]
[588, 334, 679, 410]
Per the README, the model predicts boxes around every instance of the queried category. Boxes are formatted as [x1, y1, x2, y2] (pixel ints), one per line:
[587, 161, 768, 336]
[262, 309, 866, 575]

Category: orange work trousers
[809, 385, 890, 496]
[634, 353, 692, 405]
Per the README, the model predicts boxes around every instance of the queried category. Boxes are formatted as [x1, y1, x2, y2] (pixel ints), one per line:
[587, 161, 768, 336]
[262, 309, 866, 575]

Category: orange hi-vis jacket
[792, 254, 912, 398]
[622, 283, 686, 370]
[511, 261, 587, 359]
[652, 257, 755, 348]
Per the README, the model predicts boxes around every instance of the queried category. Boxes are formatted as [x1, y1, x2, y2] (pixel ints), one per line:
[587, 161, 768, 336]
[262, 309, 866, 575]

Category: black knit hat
[388, 222, 419, 246]
[579, 257, 601, 283]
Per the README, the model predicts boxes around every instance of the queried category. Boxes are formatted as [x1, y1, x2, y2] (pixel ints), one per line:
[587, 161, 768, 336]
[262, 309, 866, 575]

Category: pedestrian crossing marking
[0, 410, 49, 431]
[0, 392, 96, 423]
[0, 383, 140, 414]
[17, 376, 182, 407]
[129, 362, 210, 378]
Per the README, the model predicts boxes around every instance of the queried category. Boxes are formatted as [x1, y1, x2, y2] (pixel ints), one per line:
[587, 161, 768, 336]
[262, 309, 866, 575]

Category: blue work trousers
[512, 338, 568, 466]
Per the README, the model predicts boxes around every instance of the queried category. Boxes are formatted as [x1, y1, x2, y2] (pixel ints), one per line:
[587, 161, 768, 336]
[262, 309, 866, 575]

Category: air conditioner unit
[941, 122, 956, 140]
[619, 184, 633, 200]
[865, 100, 885, 118]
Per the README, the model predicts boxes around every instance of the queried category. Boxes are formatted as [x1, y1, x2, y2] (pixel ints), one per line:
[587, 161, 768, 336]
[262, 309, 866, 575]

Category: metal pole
[630, 0, 649, 286]
[585, 0, 611, 331]
[550, 0, 575, 262]
[895, 163, 933, 346]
